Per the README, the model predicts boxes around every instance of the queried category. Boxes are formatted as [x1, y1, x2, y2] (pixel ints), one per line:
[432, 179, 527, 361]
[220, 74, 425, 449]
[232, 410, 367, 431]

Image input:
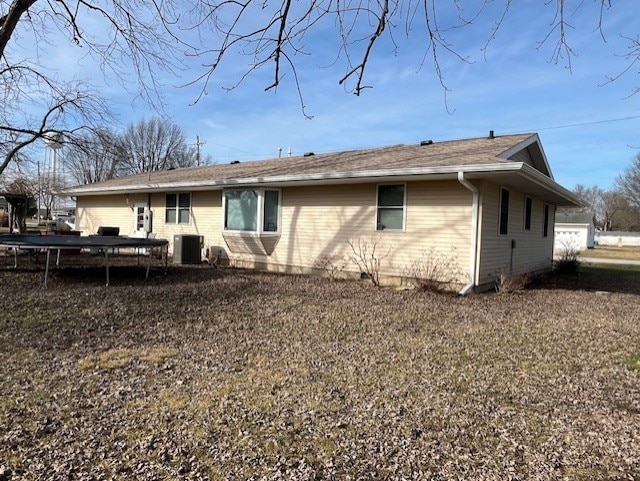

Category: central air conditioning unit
[173, 235, 202, 264]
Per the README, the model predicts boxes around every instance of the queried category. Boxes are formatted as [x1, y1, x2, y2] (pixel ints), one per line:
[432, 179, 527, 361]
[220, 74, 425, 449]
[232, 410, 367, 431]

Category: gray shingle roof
[555, 212, 595, 224]
[65, 133, 534, 194]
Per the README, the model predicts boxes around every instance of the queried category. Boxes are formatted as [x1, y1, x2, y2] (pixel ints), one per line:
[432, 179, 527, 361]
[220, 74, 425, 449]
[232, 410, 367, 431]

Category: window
[224, 188, 280, 233]
[543, 204, 550, 237]
[263, 190, 279, 232]
[524, 196, 532, 231]
[165, 193, 191, 224]
[377, 184, 405, 231]
[499, 188, 509, 235]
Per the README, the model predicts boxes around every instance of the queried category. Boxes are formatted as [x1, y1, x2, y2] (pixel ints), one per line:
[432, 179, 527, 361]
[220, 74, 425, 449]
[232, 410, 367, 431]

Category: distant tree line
[0, 116, 206, 231]
[564, 153, 640, 231]
[64, 117, 208, 185]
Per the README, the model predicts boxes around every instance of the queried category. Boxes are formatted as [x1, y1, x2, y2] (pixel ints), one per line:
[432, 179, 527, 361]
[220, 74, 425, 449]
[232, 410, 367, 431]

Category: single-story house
[63, 132, 582, 292]
[554, 212, 596, 251]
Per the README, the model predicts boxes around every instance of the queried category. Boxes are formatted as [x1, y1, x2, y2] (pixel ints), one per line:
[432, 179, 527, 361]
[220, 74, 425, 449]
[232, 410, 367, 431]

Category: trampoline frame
[0, 234, 169, 287]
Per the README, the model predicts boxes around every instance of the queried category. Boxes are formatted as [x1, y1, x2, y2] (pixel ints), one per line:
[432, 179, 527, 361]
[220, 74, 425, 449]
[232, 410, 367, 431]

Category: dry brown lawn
[1, 264, 639, 480]
[581, 245, 640, 261]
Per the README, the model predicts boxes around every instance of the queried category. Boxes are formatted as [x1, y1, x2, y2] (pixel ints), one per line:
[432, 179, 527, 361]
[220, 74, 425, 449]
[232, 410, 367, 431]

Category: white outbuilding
[554, 212, 596, 251]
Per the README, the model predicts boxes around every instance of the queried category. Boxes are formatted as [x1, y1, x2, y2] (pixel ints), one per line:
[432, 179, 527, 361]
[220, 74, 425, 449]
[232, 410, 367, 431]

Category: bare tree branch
[339, 0, 389, 95]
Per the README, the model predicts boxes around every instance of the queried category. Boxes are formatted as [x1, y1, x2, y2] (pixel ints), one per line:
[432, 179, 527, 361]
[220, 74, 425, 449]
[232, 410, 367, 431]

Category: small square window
[165, 193, 190, 224]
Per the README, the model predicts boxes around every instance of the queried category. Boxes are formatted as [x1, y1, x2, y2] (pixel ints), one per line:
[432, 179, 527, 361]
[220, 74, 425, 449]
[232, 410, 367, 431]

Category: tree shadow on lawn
[533, 264, 640, 295]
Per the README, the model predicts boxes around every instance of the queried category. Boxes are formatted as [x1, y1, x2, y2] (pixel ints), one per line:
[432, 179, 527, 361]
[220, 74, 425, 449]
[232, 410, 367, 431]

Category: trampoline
[0, 234, 169, 287]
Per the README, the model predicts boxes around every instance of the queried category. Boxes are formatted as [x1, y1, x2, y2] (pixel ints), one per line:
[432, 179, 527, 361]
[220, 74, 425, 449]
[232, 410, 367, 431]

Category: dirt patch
[1, 265, 639, 479]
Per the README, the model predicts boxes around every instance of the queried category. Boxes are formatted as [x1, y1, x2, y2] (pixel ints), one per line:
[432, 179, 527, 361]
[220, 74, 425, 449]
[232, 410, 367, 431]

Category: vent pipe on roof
[489, 130, 495, 139]
[278, 147, 282, 159]
[303, 152, 315, 157]
[420, 140, 434, 146]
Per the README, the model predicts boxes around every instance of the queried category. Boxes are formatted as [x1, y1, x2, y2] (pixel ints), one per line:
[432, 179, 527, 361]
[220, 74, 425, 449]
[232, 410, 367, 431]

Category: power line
[516, 114, 640, 133]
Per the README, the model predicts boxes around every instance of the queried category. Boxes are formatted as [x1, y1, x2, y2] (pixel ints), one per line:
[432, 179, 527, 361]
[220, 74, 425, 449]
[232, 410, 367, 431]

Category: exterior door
[133, 203, 150, 238]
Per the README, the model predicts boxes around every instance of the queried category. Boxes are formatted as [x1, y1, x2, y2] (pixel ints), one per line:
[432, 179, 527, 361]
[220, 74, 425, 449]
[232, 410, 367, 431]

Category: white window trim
[222, 187, 282, 235]
[165, 192, 191, 225]
[375, 183, 407, 232]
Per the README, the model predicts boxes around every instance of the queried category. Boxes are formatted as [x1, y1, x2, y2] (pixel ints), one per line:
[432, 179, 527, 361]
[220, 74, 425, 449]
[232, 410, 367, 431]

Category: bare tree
[571, 182, 638, 231]
[600, 190, 629, 231]
[65, 129, 122, 185]
[0, 1, 187, 179]
[617, 153, 640, 209]
[117, 117, 198, 176]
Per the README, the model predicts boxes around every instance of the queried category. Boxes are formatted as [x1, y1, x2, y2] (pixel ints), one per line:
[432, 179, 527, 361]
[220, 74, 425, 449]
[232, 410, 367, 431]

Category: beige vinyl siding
[149, 191, 223, 249]
[225, 181, 473, 284]
[508, 148, 534, 167]
[77, 180, 476, 285]
[76, 192, 223, 251]
[76, 194, 143, 236]
[477, 181, 555, 286]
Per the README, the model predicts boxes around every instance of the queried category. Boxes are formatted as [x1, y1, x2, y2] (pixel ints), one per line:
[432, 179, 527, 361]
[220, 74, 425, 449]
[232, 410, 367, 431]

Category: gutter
[457, 171, 479, 296]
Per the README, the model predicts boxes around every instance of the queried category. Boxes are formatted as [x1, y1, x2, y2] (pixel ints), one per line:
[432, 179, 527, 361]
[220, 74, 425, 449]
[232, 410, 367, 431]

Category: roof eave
[63, 162, 581, 207]
[518, 163, 583, 207]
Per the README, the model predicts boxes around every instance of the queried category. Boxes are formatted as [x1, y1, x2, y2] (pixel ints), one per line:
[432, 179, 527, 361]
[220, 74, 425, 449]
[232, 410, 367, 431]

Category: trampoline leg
[44, 249, 51, 288]
[163, 245, 168, 272]
[105, 249, 110, 286]
[145, 247, 152, 279]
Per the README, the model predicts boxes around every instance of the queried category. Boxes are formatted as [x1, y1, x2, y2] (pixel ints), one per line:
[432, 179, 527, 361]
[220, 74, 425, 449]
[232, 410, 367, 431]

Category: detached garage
[554, 212, 596, 251]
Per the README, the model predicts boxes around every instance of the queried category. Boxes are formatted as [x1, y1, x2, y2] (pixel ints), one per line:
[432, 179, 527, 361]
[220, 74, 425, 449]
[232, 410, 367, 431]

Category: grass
[623, 353, 640, 371]
[1, 266, 639, 479]
[580, 245, 640, 260]
[76, 347, 179, 371]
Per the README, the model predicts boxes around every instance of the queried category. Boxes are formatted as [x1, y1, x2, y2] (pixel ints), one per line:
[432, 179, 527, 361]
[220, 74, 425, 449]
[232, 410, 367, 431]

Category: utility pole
[194, 135, 206, 166]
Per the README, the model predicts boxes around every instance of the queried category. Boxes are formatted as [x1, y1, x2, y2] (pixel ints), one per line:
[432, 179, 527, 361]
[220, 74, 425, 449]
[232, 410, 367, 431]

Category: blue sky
[14, 0, 640, 190]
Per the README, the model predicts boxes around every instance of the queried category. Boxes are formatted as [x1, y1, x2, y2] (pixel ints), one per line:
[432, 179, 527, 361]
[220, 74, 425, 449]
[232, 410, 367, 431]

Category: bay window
[224, 188, 280, 233]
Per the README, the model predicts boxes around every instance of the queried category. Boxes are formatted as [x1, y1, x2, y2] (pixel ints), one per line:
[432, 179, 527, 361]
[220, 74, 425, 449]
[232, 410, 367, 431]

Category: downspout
[457, 172, 479, 295]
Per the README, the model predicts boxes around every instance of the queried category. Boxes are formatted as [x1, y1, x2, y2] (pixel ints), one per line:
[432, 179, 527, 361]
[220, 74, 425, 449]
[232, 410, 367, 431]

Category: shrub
[313, 253, 348, 281]
[347, 236, 392, 287]
[403, 248, 462, 292]
[554, 241, 581, 274]
[495, 267, 529, 294]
